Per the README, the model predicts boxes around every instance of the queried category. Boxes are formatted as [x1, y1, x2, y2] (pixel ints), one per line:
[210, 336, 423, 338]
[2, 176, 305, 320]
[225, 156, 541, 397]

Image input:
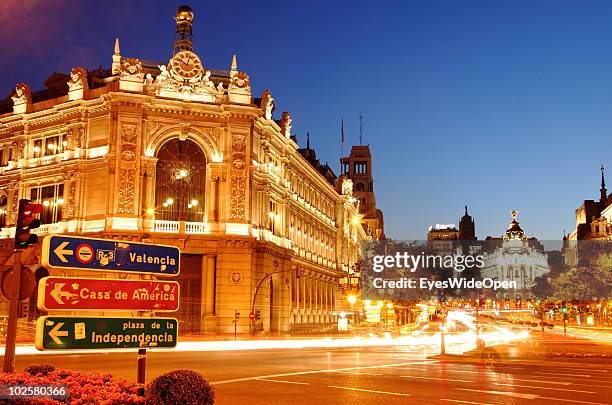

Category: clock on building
[170, 51, 203, 80]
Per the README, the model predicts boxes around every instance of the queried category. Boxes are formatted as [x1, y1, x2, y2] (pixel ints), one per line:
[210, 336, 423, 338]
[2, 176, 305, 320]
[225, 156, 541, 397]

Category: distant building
[340, 145, 385, 240]
[427, 224, 459, 255]
[568, 166, 611, 240]
[481, 211, 550, 299]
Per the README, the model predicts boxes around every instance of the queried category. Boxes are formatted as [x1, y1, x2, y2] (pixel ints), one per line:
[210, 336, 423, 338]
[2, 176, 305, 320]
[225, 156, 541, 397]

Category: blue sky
[2, 0, 611, 240]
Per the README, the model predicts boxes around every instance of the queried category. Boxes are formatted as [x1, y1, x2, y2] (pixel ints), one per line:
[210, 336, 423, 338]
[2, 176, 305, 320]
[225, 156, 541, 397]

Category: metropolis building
[0, 6, 368, 334]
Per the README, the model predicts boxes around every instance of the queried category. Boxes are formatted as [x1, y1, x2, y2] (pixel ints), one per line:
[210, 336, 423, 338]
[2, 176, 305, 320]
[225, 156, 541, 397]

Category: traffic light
[562, 302, 568, 314]
[234, 311, 240, 320]
[255, 310, 261, 321]
[14, 199, 42, 249]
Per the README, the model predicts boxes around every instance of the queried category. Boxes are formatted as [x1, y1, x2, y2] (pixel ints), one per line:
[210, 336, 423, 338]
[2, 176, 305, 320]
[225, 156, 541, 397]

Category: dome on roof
[503, 210, 526, 241]
[176, 5, 194, 21]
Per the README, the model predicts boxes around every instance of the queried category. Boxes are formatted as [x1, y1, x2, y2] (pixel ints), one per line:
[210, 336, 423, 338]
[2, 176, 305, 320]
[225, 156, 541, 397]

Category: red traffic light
[15, 199, 43, 249]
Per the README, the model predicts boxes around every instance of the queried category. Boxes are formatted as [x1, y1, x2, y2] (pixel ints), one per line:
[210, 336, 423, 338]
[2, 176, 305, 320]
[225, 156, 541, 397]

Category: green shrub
[146, 369, 214, 405]
[24, 364, 56, 376]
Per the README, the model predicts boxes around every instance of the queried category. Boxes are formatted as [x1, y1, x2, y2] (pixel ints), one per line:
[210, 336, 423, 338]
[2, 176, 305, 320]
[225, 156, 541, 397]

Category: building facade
[568, 167, 612, 241]
[0, 6, 368, 334]
[340, 145, 385, 240]
[480, 211, 550, 299]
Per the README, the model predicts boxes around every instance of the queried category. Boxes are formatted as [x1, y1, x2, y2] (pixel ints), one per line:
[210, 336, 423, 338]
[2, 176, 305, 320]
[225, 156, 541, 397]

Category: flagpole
[341, 117, 344, 174]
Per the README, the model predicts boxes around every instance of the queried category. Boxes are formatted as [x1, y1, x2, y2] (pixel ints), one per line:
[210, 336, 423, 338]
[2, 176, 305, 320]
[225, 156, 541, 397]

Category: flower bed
[0, 365, 143, 405]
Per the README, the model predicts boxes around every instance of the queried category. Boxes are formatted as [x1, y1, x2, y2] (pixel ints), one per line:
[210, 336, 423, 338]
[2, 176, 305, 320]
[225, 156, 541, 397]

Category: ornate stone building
[568, 166, 612, 241]
[480, 211, 550, 299]
[0, 6, 367, 334]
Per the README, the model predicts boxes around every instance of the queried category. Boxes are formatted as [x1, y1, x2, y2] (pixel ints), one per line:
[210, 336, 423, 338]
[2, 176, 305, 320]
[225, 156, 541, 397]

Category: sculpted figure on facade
[261, 90, 275, 120]
[341, 178, 353, 196]
[143, 73, 154, 86]
[67, 67, 88, 91]
[11, 83, 31, 105]
[120, 58, 144, 80]
[11, 83, 32, 113]
[280, 112, 292, 139]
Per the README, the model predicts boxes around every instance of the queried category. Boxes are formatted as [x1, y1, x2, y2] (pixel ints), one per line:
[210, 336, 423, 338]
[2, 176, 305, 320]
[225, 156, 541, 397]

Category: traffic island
[429, 331, 612, 364]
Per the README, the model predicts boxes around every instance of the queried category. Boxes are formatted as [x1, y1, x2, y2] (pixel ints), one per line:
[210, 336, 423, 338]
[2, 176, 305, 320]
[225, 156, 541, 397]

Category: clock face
[171, 51, 203, 79]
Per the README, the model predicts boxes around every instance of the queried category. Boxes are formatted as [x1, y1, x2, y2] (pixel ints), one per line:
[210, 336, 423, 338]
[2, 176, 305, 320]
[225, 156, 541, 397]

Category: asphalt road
[7, 345, 612, 405]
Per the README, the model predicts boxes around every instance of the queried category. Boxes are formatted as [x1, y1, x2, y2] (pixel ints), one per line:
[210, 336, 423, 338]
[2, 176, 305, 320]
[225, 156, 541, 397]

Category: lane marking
[211, 360, 438, 385]
[494, 383, 595, 394]
[559, 368, 607, 373]
[455, 388, 539, 400]
[538, 396, 610, 405]
[335, 371, 383, 376]
[533, 372, 592, 378]
[401, 376, 473, 383]
[396, 367, 508, 377]
[255, 378, 309, 385]
[441, 400, 494, 405]
[503, 378, 570, 386]
[328, 385, 410, 396]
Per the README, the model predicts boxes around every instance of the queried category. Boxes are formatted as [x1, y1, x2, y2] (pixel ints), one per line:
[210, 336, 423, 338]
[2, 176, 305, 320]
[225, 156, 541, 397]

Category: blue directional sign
[41, 235, 180, 276]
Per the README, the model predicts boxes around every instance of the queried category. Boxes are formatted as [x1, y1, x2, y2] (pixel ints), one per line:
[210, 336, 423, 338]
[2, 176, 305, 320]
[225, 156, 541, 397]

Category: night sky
[2, 0, 611, 240]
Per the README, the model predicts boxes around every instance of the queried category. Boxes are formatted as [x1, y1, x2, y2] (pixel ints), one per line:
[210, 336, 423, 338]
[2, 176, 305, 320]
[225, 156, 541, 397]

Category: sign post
[35, 316, 178, 350]
[42, 235, 180, 276]
[38, 277, 180, 312]
[34, 234, 182, 387]
[2, 250, 21, 373]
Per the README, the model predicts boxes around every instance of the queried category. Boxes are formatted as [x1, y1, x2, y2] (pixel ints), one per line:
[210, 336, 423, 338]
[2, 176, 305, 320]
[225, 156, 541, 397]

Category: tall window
[0, 147, 12, 166]
[0, 194, 7, 228]
[32, 136, 65, 158]
[155, 139, 206, 222]
[30, 184, 64, 224]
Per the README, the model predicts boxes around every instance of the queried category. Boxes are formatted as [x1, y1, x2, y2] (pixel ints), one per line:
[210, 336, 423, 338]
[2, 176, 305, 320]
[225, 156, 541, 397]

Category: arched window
[355, 182, 365, 192]
[155, 139, 206, 222]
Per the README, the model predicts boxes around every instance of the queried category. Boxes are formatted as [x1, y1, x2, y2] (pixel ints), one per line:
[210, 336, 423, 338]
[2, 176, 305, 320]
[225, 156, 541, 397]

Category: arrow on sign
[49, 322, 68, 345]
[53, 242, 73, 263]
[49, 283, 78, 305]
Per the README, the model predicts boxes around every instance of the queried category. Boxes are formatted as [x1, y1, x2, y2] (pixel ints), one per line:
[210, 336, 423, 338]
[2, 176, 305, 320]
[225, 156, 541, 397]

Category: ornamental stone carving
[120, 123, 138, 161]
[67, 67, 87, 91]
[280, 112, 292, 139]
[341, 178, 353, 196]
[230, 175, 246, 220]
[153, 61, 223, 102]
[117, 168, 136, 214]
[11, 83, 31, 114]
[120, 58, 144, 80]
[119, 58, 144, 92]
[261, 90, 275, 120]
[230, 131, 247, 220]
[67, 67, 88, 101]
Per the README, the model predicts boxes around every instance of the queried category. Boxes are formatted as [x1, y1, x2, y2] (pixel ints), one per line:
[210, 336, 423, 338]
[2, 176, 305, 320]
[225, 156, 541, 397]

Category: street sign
[37, 277, 180, 312]
[41, 235, 180, 275]
[35, 316, 178, 350]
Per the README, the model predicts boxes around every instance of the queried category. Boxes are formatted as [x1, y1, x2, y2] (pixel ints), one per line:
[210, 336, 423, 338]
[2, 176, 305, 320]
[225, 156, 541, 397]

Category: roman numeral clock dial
[171, 51, 203, 80]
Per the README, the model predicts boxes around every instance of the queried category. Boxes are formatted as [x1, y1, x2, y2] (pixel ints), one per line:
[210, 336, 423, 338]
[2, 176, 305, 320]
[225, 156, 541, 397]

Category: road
[7, 344, 611, 405]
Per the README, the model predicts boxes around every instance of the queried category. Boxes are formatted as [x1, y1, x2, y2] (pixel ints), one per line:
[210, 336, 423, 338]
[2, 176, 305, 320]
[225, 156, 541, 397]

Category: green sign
[35, 316, 178, 350]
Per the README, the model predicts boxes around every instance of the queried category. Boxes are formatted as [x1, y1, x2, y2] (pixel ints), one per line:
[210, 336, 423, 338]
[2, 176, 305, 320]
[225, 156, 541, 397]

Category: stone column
[5, 182, 18, 226]
[209, 176, 219, 222]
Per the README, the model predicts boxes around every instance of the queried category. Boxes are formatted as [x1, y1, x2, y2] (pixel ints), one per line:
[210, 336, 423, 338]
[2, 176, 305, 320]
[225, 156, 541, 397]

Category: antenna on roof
[359, 112, 364, 145]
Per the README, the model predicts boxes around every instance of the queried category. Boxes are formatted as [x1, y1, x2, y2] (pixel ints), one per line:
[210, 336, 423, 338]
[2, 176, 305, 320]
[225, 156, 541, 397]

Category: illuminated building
[0, 6, 368, 334]
[480, 211, 550, 299]
[568, 166, 612, 240]
[340, 145, 385, 240]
